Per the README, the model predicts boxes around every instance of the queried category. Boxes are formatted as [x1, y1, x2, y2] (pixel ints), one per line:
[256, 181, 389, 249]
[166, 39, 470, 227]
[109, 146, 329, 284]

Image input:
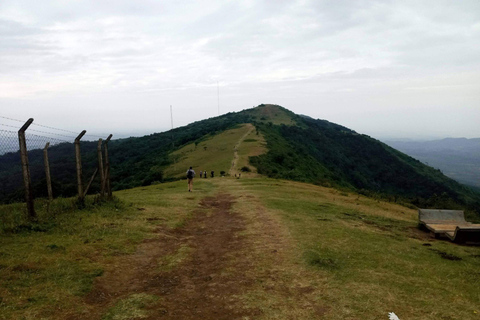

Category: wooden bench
[418, 209, 480, 244]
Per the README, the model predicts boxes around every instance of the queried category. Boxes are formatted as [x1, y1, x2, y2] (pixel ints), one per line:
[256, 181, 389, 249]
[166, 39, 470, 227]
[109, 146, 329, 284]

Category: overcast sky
[0, 0, 479, 140]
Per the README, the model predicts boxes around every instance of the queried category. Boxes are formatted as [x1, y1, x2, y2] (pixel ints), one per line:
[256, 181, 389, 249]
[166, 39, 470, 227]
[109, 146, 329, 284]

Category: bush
[240, 166, 251, 172]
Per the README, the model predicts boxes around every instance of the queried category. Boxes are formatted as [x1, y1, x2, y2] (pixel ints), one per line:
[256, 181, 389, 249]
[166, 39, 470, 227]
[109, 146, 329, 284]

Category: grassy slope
[235, 178, 480, 319]
[163, 123, 266, 179]
[163, 125, 245, 178]
[235, 124, 267, 176]
[2, 179, 479, 319]
[0, 181, 217, 319]
[249, 108, 480, 217]
[0, 198, 145, 319]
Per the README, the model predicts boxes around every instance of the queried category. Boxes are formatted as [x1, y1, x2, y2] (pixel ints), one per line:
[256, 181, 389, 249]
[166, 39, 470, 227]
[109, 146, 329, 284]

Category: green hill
[0, 104, 479, 217]
[248, 106, 480, 216]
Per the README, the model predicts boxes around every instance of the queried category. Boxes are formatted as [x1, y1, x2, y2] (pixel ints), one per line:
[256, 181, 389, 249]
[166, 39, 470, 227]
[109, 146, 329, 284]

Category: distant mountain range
[384, 138, 480, 188]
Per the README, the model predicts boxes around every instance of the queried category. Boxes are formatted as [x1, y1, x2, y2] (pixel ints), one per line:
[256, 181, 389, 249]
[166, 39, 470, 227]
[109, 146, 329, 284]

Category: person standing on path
[186, 167, 195, 192]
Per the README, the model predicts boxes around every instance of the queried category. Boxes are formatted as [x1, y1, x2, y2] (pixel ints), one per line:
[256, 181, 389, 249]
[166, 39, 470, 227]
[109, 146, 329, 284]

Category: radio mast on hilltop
[170, 105, 176, 170]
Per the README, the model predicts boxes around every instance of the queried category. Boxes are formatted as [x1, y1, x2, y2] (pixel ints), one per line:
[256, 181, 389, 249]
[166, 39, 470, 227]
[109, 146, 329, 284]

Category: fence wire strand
[0, 114, 110, 141]
[0, 129, 70, 156]
[1, 116, 113, 204]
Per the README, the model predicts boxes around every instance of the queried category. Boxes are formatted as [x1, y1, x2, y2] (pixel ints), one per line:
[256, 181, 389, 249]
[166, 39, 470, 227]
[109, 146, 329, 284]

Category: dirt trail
[70, 179, 327, 319]
[229, 123, 255, 177]
[75, 193, 259, 320]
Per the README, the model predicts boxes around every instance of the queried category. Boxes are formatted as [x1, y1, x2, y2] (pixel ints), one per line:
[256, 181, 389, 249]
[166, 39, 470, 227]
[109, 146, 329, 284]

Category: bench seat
[418, 209, 480, 244]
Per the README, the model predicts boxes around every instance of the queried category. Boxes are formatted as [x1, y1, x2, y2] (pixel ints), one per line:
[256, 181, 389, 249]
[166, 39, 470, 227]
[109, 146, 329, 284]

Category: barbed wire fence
[0, 115, 113, 220]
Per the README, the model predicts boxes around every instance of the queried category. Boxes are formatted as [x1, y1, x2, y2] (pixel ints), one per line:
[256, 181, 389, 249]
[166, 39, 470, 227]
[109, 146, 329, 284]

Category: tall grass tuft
[0, 195, 124, 234]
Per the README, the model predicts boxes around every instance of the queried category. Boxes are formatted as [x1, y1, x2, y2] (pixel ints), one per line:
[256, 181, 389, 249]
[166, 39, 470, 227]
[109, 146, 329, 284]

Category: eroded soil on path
[74, 193, 260, 320]
[229, 123, 255, 177]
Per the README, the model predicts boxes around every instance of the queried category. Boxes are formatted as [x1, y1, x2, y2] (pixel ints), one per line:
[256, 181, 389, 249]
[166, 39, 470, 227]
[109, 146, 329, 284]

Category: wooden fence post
[18, 118, 36, 220]
[75, 130, 86, 203]
[43, 142, 53, 201]
[97, 139, 105, 198]
[83, 168, 98, 198]
[103, 134, 113, 198]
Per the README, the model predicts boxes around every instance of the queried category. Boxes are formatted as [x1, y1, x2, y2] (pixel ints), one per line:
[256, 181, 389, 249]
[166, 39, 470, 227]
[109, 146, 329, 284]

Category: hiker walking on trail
[186, 167, 195, 192]
[204, 170, 207, 178]
[199, 170, 203, 178]
[211, 170, 214, 178]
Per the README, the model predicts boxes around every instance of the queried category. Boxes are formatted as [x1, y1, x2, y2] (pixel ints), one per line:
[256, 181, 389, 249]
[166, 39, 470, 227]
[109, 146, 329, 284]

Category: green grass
[1, 177, 480, 319]
[115, 179, 216, 228]
[0, 196, 145, 319]
[156, 244, 192, 272]
[0, 179, 216, 319]
[235, 125, 267, 175]
[164, 124, 253, 178]
[102, 293, 160, 320]
[239, 178, 480, 319]
[245, 104, 297, 126]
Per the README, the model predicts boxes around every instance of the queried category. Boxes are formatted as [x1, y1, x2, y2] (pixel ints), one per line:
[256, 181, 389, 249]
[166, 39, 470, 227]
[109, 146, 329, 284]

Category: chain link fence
[0, 116, 111, 207]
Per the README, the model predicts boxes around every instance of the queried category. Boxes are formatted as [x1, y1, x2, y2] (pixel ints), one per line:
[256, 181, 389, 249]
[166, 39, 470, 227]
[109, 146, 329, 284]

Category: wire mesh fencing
[0, 116, 112, 208]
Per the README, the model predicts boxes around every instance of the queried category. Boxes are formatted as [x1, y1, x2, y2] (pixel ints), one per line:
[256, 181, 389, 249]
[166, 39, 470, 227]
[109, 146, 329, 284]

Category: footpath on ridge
[75, 178, 328, 320]
[229, 123, 255, 177]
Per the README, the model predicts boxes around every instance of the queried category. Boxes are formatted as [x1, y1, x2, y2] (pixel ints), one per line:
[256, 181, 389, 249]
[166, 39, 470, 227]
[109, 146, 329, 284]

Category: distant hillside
[384, 138, 480, 188]
[246, 106, 480, 214]
[1, 104, 479, 217]
[0, 111, 255, 203]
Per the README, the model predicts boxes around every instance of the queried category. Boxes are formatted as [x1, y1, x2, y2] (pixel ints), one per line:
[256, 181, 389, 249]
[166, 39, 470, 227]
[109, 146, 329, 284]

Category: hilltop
[0, 104, 479, 217]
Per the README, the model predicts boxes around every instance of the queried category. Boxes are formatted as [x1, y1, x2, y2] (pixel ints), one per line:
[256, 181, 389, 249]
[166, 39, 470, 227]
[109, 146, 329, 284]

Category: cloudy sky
[0, 0, 479, 140]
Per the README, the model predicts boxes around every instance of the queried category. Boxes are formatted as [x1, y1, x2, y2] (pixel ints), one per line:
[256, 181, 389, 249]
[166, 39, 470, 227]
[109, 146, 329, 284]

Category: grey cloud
[0, 18, 41, 36]
[0, 0, 479, 139]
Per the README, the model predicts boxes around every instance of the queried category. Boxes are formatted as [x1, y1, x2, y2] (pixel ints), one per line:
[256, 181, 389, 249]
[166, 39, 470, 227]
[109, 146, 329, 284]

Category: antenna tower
[170, 105, 176, 170]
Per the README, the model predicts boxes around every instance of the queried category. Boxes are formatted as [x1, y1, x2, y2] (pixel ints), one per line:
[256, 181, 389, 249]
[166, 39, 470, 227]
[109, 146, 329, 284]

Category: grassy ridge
[1, 103, 478, 218]
[1, 178, 479, 319]
[250, 111, 480, 217]
[0, 180, 216, 319]
[0, 110, 256, 203]
[164, 124, 252, 178]
[235, 178, 480, 319]
[235, 125, 267, 175]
